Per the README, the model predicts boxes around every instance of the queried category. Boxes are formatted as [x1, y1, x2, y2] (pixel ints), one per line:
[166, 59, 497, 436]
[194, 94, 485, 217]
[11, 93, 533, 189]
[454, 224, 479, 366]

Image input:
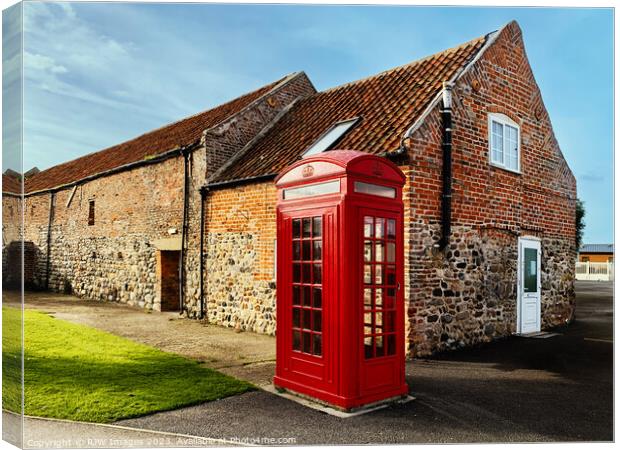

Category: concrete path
[5, 281, 613, 444]
[2, 411, 234, 448]
[5, 290, 276, 387]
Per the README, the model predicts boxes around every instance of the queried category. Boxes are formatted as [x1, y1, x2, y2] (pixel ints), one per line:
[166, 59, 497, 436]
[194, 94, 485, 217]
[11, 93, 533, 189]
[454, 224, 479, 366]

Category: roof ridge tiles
[211, 25, 498, 184]
[317, 32, 493, 95]
[206, 96, 305, 186]
[24, 72, 302, 194]
[193, 71, 304, 136]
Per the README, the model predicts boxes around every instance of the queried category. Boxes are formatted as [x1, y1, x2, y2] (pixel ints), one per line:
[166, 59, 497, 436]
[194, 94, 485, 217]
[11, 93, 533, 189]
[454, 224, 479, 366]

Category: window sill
[489, 162, 521, 175]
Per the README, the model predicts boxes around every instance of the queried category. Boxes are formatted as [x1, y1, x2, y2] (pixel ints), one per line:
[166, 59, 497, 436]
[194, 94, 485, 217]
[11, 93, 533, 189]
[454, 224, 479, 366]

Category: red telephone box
[274, 150, 408, 410]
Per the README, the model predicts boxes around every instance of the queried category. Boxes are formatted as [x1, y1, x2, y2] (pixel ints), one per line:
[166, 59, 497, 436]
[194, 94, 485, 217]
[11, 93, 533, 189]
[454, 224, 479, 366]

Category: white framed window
[302, 118, 359, 158]
[488, 113, 520, 173]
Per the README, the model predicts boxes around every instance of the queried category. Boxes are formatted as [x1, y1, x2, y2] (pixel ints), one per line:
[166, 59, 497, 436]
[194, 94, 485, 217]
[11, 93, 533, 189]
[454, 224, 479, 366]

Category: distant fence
[575, 262, 614, 281]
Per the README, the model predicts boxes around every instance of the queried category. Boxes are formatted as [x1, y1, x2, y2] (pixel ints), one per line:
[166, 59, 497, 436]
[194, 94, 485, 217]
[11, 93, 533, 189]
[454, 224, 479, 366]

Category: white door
[518, 238, 541, 334]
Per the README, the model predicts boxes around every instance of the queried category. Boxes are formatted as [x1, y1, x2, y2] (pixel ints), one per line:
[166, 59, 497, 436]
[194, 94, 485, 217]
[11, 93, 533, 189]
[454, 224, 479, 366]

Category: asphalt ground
[2, 411, 233, 449]
[116, 281, 614, 444]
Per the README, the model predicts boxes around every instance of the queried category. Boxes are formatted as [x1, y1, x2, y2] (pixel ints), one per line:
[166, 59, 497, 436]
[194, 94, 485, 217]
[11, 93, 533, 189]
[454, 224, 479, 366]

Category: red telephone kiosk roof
[275, 150, 406, 188]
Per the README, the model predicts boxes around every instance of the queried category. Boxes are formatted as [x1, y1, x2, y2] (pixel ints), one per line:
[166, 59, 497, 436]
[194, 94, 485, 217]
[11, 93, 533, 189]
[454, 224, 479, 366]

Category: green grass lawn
[2, 306, 253, 423]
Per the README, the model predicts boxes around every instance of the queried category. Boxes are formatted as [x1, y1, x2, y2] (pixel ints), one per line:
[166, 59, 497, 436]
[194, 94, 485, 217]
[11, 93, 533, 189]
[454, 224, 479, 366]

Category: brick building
[578, 244, 613, 263]
[4, 21, 576, 356]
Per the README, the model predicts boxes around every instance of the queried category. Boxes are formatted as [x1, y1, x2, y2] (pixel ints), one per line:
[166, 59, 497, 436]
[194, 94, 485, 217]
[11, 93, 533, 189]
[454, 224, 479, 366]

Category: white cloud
[24, 52, 68, 74]
[57, 2, 77, 19]
[22, 2, 215, 126]
[24, 3, 133, 92]
[20, 2, 345, 170]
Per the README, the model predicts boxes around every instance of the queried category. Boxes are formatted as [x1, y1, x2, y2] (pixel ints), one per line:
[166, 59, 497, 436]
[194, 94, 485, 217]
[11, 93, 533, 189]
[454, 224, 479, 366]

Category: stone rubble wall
[2, 193, 23, 287]
[46, 233, 159, 309]
[21, 156, 186, 310]
[2, 193, 21, 246]
[195, 182, 278, 334]
[205, 232, 276, 335]
[197, 178, 576, 355]
[540, 236, 577, 328]
[408, 224, 575, 356]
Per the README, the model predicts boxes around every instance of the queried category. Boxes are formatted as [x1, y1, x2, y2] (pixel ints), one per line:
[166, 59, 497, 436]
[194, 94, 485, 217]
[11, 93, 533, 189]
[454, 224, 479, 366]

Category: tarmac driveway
[117, 281, 613, 443]
[8, 281, 613, 444]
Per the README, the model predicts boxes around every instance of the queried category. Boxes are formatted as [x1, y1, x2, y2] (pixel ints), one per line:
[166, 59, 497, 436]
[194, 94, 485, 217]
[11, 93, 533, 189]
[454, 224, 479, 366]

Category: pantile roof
[211, 33, 488, 184]
[3, 173, 21, 194]
[25, 74, 292, 193]
[580, 244, 614, 254]
[23, 28, 493, 194]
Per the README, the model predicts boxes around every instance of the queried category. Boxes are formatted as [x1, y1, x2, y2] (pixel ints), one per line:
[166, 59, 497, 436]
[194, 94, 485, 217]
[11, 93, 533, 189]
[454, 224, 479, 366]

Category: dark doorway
[3, 241, 37, 289]
[159, 250, 180, 312]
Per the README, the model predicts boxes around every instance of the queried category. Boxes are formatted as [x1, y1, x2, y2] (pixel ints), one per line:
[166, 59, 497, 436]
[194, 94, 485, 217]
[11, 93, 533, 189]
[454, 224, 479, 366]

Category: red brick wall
[199, 182, 278, 334]
[206, 183, 277, 279]
[453, 23, 575, 237]
[407, 21, 576, 238]
[23, 157, 184, 240]
[403, 21, 576, 356]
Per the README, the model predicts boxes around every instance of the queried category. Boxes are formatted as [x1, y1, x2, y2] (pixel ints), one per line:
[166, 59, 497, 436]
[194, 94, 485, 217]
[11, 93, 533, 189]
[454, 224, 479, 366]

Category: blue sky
[4, 3, 614, 243]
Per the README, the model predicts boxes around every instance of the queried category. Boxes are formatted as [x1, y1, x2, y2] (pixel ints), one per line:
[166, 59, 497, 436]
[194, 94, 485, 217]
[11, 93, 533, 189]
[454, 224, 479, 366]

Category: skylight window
[302, 118, 359, 158]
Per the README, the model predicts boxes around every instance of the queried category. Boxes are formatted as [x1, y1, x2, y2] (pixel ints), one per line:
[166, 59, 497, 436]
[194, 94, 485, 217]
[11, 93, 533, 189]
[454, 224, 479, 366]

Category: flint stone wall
[44, 232, 159, 309]
[204, 232, 276, 335]
[21, 156, 186, 310]
[408, 224, 575, 356]
[2, 193, 22, 287]
[192, 182, 278, 334]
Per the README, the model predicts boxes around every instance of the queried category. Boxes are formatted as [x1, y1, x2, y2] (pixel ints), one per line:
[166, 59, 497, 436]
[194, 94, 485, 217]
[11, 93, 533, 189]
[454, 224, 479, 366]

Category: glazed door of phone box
[358, 208, 405, 393]
[278, 207, 337, 392]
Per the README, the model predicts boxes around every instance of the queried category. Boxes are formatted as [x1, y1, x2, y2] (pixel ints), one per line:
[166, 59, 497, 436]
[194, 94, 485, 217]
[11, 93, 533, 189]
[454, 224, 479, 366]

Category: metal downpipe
[440, 82, 453, 250]
[179, 148, 190, 313]
[199, 187, 208, 319]
[45, 191, 55, 289]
